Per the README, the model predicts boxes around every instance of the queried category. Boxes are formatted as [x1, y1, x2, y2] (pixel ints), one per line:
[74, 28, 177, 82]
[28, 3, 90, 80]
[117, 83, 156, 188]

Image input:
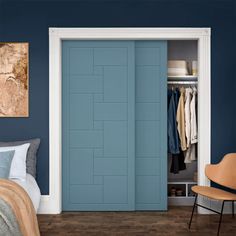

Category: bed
[0, 140, 41, 235]
[12, 174, 41, 212]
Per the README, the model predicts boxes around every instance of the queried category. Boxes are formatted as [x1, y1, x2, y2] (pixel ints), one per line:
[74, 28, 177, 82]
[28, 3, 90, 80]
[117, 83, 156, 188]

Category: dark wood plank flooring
[38, 207, 236, 236]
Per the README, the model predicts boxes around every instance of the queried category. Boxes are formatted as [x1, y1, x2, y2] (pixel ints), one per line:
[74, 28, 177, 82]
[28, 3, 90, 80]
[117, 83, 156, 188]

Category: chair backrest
[205, 153, 236, 190]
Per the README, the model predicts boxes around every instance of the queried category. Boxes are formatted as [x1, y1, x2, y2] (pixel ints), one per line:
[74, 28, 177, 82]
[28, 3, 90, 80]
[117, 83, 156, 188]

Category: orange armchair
[188, 153, 236, 235]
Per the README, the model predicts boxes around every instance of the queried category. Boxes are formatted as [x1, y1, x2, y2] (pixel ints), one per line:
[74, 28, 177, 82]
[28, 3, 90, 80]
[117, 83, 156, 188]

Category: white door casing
[38, 28, 211, 214]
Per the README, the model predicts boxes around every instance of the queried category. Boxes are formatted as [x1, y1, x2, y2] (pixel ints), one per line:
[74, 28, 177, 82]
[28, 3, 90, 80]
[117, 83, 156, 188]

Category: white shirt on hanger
[184, 87, 192, 148]
[185, 86, 198, 163]
[190, 87, 198, 144]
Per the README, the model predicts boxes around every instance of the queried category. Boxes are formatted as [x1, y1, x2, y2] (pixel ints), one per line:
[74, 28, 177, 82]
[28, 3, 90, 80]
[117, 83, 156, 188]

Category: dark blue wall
[0, 0, 235, 195]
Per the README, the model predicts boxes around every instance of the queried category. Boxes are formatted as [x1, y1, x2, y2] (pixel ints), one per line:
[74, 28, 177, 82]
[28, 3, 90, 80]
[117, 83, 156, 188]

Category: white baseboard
[37, 195, 61, 214]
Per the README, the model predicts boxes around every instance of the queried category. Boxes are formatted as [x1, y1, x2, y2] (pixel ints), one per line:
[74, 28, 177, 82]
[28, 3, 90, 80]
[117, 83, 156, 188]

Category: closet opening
[167, 40, 198, 206]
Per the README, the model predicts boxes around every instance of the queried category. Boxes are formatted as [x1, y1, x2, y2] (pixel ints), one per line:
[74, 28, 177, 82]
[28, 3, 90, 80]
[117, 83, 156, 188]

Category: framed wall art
[0, 42, 29, 117]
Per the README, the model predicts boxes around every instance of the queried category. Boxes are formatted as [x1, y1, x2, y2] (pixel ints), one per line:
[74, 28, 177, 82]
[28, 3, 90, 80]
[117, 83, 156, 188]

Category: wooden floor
[38, 207, 236, 236]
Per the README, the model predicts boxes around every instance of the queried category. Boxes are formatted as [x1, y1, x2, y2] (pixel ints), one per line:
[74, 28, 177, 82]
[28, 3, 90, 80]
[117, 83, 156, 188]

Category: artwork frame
[0, 42, 29, 117]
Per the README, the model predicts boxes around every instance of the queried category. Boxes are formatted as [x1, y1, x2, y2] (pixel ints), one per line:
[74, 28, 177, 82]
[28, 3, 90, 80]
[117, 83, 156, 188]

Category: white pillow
[0, 143, 30, 180]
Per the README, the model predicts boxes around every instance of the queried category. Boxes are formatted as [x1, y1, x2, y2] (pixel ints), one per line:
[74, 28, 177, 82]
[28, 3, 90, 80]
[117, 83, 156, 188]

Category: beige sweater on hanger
[176, 87, 187, 151]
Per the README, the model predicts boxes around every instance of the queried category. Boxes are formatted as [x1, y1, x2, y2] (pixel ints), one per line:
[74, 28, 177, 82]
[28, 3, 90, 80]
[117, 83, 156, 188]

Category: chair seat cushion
[192, 185, 236, 201]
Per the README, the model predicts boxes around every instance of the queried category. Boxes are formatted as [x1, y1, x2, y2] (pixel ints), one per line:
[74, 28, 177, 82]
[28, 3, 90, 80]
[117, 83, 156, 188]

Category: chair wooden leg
[188, 194, 198, 229]
[232, 201, 234, 218]
[217, 200, 225, 236]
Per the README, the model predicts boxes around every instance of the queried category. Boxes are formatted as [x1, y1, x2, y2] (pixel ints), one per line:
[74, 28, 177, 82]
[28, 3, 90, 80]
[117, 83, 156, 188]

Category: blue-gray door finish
[62, 41, 135, 211]
[135, 41, 167, 210]
[62, 40, 167, 211]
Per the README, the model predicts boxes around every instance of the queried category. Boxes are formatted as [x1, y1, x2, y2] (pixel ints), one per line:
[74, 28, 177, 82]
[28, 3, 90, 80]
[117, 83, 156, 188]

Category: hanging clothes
[168, 89, 180, 154]
[184, 143, 196, 163]
[170, 151, 186, 174]
[184, 88, 192, 148]
[176, 87, 187, 151]
[168, 88, 186, 174]
[184, 87, 197, 163]
[168, 85, 198, 173]
[190, 87, 198, 144]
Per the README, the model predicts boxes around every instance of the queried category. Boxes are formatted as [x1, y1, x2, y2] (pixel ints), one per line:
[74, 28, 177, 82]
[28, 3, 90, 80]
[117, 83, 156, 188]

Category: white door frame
[39, 28, 211, 214]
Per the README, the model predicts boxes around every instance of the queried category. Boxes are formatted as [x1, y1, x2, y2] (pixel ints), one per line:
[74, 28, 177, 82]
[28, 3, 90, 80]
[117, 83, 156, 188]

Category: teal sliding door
[62, 41, 135, 211]
[62, 40, 167, 211]
[135, 41, 167, 210]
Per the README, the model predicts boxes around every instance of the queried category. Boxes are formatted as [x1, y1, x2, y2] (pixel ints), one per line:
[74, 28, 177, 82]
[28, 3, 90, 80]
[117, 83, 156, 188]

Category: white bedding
[12, 174, 41, 212]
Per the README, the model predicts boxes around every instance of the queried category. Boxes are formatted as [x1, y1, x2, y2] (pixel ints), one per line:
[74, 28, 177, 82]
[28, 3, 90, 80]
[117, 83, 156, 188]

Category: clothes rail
[167, 81, 198, 85]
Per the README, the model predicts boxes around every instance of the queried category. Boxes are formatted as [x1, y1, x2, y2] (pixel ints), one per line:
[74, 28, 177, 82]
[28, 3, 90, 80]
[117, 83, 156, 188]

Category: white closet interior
[167, 40, 198, 206]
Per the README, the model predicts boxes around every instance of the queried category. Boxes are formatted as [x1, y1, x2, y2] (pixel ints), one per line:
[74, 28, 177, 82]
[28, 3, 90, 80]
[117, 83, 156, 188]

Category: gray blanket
[0, 198, 22, 236]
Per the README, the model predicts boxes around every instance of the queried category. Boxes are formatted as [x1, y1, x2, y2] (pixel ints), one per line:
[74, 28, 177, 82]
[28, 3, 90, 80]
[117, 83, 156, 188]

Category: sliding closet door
[62, 41, 135, 211]
[135, 41, 167, 210]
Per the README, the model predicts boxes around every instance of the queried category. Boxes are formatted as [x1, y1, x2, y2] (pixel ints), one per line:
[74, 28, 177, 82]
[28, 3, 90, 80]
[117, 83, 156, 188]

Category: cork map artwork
[0, 43, 29, 117]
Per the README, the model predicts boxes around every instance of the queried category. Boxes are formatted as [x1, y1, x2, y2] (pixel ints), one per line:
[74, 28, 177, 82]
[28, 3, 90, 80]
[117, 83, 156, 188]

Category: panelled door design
[62, 41, 135, 211]
[62, 40, 167, 211]
[135, 41, 167, 210]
